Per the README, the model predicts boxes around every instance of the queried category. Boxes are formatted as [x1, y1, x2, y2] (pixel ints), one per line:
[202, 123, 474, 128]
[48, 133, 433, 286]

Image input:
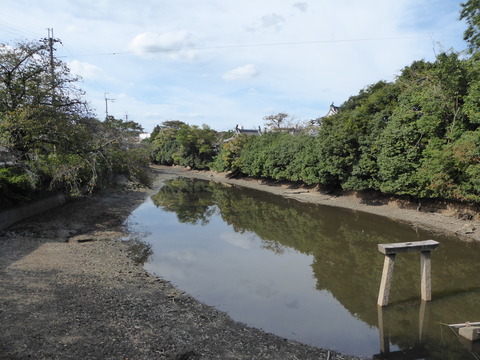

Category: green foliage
[463, 55, 480, 124]
[418, 130, 480, 200]
[376, 117, 424, 196]
[0, 40, 151, 201]
[211, 134, 248, 173]
[213, 50, 480, 203]
[150, 178, 216, 225]
[104, 116, 143, 137]
[263, 112, 289, 129]
[0, 166, 36, 207]
[150, 121, 218, 169]
[460, 0, 480, 55]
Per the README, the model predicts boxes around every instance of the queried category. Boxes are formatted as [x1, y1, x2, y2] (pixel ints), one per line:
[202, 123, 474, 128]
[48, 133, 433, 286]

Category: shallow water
[125, 178, 480, 359]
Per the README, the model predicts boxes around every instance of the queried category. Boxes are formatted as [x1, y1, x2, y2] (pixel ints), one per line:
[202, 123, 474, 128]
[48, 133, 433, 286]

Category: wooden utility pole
[104, 92, 115, 119]
[47, 28, 55, 103]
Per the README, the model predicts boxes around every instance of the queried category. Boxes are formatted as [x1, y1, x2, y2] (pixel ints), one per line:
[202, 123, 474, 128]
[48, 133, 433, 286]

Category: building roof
[325, 102, 339, 117]
[235, 125, 262, 136]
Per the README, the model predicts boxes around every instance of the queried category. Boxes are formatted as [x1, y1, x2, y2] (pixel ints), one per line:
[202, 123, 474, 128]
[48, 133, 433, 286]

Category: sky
[0, 0, 469, 133]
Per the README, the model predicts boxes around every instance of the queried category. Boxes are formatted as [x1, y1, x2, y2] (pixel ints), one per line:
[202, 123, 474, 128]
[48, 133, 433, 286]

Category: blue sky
[0, 0, 468, 133]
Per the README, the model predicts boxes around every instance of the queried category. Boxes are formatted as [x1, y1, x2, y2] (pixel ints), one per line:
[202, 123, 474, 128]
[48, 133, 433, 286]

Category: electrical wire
[66, 33, 460, 58]
[0, 20, 43, 40]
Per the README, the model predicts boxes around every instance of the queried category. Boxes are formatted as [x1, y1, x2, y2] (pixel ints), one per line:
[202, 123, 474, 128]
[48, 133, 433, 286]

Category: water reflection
[151, 178, 217, 225]
[375, 302, 429, 359]
[131, 178, 480, 359]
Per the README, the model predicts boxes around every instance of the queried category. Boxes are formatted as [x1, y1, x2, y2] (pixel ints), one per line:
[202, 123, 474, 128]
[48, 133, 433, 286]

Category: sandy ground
[1, 165, 478, 360]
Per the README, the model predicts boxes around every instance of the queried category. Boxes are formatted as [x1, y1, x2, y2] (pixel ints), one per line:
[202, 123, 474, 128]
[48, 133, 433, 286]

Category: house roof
[235, 125, 262, 136]
[325, 102, 339, 117]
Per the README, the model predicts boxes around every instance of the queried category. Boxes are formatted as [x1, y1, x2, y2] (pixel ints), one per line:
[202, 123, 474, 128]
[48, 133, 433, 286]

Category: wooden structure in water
[377, 240, 439, 306]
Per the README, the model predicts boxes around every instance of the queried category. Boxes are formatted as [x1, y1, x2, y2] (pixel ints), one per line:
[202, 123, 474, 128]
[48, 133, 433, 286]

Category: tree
[174, 124, 217, 169]
[104, 116, 143, 138]
[460, 0, 480, 54]
[0, 40, 90, 162]
[263, 112, 289, 129]
[151, 126, 181, 165]
[150, 122, 218, 169]
[0, 40, 151, 200]
[212, 134, 248, 173]
[0, 40, 96, 193]
[149, 120, 185, 142]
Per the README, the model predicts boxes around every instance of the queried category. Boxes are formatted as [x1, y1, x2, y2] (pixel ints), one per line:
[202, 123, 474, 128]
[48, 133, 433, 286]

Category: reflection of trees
[150, 178, 217, 225]
[152, 178, 480, 359]
[126, 237, 153, 265]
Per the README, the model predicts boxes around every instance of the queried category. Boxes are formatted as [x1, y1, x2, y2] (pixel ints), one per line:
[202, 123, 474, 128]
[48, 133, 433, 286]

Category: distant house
[325, 102, 339, 117]
[221, 125, 263, 146]
[234, 125, 263, 136]
[309, 102, 340, 128]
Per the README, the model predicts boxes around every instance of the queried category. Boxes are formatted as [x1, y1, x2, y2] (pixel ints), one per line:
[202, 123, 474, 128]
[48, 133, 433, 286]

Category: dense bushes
[212, 52, 480, 203]
[0, 166, 36, 206]
[150, 121, 219, 170]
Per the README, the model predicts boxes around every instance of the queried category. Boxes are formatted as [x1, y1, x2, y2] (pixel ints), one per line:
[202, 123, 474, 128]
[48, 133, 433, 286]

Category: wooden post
[377, 305, 390, 354]
[377, 254, 396, 306]
[418, 300, 429, 343]
[377, 240, 439, 307]
[420, 251, 432, 301]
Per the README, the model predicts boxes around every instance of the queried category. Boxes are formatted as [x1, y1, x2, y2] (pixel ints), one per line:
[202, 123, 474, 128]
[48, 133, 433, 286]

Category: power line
[0, 20, 43, 40]
[66, 33, 460, 58]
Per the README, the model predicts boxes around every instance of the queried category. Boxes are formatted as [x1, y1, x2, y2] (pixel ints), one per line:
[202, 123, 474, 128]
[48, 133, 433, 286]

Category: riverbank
[0, 166, 365, 360]
[1, 165, 477, 360]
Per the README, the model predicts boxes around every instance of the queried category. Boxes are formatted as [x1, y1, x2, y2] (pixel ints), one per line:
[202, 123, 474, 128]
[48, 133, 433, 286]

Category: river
[125, 177, 480, 359]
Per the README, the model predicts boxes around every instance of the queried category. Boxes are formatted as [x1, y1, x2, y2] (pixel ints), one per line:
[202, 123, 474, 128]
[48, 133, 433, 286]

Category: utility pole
[46, 28, 58, 154]
[47, 28, 55, 104]
[104, 92, 115, 119]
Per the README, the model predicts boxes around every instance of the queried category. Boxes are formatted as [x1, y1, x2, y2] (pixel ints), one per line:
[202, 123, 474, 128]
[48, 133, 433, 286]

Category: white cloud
[223, 64, 259, 81]
[293, 2, 308, 12]
[68, 60, 103, 79]
[246, 12, 287, 32]
[128, 30, 199, 60]
[261, 13, 286, 30]
[221, 232, 253, 250]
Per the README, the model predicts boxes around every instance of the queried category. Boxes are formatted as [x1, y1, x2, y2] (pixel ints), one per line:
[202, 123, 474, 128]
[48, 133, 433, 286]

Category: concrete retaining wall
[0, 193, 67, 231]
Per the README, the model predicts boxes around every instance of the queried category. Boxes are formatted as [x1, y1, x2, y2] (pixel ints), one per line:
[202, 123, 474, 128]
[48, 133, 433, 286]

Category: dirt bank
[0, 166, 365, 360]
